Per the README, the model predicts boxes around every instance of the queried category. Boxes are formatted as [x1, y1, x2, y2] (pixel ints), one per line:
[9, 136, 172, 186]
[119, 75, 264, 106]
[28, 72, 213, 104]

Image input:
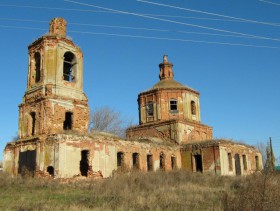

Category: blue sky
[0, 0, 279, 160]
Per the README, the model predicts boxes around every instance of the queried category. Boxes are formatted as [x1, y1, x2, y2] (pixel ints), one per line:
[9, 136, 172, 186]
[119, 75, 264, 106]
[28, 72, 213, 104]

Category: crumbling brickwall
[127, 119, 213, 144]
[138, 89, 201, 124]
[19, 97, 89, 138]
[4, 134, 181, 178]
[180, 140, 262, 176]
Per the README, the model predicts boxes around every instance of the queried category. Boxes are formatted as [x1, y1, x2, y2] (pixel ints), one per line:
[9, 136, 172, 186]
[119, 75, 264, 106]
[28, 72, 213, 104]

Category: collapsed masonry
[3, 18, 262, 178]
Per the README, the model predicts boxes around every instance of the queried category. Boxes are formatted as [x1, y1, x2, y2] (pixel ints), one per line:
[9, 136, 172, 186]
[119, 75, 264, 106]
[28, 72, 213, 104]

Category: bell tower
[19, 17, 89, 139]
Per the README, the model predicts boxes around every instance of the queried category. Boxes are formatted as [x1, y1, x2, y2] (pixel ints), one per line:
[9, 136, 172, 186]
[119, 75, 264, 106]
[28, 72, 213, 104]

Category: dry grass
[0, 170, 279, 211]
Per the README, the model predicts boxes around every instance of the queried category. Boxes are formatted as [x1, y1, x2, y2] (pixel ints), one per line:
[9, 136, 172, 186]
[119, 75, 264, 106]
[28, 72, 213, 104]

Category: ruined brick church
[3, 18, 262, 178]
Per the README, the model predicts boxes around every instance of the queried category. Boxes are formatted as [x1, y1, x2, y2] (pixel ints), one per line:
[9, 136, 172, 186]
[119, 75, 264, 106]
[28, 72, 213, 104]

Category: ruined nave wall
[4, 134, 181, 178]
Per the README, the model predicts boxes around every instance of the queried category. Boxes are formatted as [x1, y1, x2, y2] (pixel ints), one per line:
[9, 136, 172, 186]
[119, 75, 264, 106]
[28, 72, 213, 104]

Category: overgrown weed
[0, 171, 279, 210]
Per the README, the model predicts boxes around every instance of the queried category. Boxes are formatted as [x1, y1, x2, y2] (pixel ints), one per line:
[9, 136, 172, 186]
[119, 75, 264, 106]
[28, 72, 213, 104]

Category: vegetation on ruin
[0, 170, 280, 211]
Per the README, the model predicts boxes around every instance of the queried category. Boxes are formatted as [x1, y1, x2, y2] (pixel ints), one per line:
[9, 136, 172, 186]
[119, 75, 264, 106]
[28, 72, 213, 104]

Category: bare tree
[90, 107, 126, 137]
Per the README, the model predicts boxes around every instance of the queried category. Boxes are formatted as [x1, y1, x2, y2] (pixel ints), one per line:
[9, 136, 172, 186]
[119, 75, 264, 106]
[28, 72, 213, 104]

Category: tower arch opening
[30, 112, 36, 136]
[63, 51, 77, 82]
[35, 52, 41, 83]
[146, 101, 154, 117]
[191, 101, 196, 115]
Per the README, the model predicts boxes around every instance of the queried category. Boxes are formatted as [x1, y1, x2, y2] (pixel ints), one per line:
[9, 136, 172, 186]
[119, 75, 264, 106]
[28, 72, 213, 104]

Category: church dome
[151, 78, 186, 89]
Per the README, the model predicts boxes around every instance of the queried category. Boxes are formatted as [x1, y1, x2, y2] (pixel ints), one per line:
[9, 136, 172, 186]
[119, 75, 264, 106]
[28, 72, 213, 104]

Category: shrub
[222, 173, 280, 211]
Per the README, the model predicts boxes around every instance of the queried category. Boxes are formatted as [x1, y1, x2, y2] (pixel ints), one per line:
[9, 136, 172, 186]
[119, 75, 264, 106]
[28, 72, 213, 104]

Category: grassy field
[0, 170, 279, 211]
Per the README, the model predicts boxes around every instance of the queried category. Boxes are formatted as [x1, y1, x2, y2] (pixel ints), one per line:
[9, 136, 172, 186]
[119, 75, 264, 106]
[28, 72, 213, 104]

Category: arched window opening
[171, 156, 177, 170]
[63, 52, 77, 82]
[228, 153, 233, 171]
[80, 150, 89, 176]
[146, 102, 154, 117]
[191, 101, 196, 115]
[35, 52, 41, 83]
[47, 166, 54, 176]
[235, 154, 241, 175]
[63, 112, 73, 130]
[255, 156, 260, 170]
[147, 154, 153, 171]
[117, 152, 124, 168]
[132, 153, 140, 170]
[242, 155, 247, 171]
[159, 153, 165, 170]
[30, 112, 36, 136]
[170, 99, 178, 112]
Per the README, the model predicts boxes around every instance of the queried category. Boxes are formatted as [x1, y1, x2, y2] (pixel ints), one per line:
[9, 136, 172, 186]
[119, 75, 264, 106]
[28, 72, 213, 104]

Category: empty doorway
[171, 156, 177, 170]
[132, 153, 140, 170]
[18, 150, 36, 176]
[80, 150, 89, 176]
[194, 154, 203, 172]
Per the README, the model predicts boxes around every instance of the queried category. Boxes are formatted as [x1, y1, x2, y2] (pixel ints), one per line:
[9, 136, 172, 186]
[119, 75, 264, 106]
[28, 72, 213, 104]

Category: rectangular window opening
[117, 152, 124, 168]
[235, 154, 241, 175]
[255, 156, 260, 170]
[242, 155, 247, 171]
[170, 100, 178, 111]
[147, 154, 153, 171]
[228, 153, 233, 171]
[63, 112, 73, 130]
[160, 153, 165, 170]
